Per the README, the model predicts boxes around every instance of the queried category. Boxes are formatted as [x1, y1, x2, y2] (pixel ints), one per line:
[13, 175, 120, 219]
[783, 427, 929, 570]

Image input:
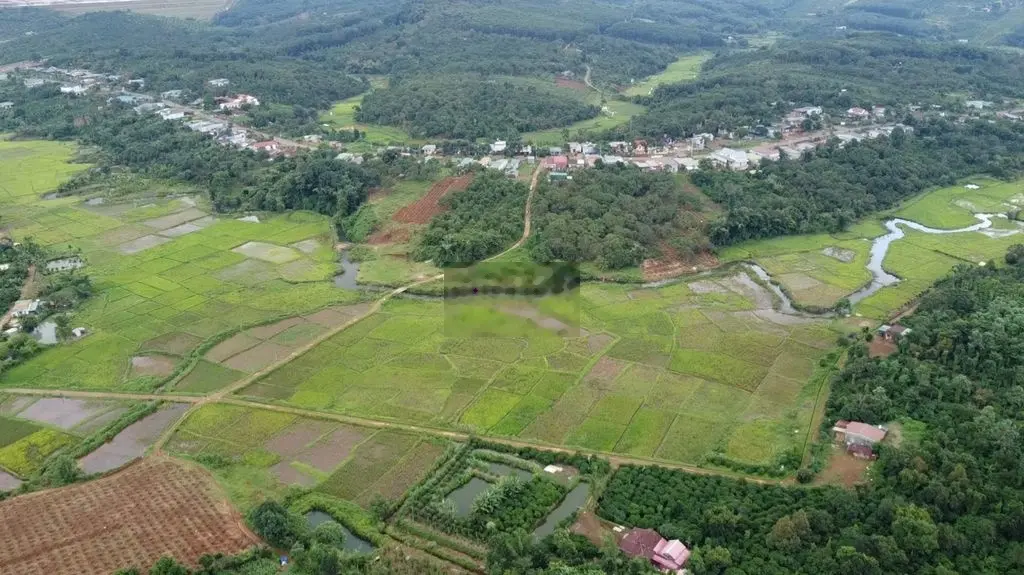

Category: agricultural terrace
[0, 142, 369, 392]
[622, 53, 709, 97]
[166, 403, 447, 509]
[721, 177, 1024, 319]
[238, 268, 839, 472]
[0, 457, 259, 575]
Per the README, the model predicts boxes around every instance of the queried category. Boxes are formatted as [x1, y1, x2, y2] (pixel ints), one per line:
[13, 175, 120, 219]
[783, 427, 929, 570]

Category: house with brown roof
[618, 527, 690, 573]
[833, 420, 887, 458]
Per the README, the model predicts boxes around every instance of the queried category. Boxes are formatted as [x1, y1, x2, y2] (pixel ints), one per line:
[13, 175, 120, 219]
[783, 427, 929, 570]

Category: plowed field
[0, 457, 259, 575]
[394, 175, 472, 224]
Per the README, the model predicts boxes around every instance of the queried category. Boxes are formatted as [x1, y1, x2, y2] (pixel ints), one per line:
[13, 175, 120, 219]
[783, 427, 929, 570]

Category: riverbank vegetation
[599, 245, 1024, 574]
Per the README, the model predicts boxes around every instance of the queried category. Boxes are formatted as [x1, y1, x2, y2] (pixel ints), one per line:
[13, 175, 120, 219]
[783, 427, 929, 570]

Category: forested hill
[355, 78, 599, 140]
[600, 247, 1024, 574]
[617, 34, 1024, 139]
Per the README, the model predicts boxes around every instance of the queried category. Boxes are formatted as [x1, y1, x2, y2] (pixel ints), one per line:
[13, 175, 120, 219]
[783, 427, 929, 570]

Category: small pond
[446, 477, 492, 517]
[46, 257, 85, 272]
[533, 483, 590, 539]
[304, 511, 375, 553]
[32, 321, 58, 345]
[333, 250, 361, 290]
[488, 462, 533, 481]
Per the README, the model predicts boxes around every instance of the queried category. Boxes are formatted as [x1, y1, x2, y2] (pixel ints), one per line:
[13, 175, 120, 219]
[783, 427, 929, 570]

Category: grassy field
[622, 53, 709, 97]
[722, 177, 1024, 319]
[524, 98, 646, 145]
[319, 78, 422, 149]
[0, 141, 369, 392]
[238, 270, 839, 469]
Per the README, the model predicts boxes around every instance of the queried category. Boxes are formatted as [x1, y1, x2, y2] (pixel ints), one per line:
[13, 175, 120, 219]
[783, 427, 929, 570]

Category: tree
[148, 557, 189, 575]
[1005, 244, 1024, 265]
[247, 501, 306, 549]
[53, 313, 72, 342]
[41, 454, 80, 487]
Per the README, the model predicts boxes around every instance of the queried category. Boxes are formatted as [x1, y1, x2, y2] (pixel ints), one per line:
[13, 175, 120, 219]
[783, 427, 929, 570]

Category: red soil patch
[869, 338, 898, 359]
[367, 226, 412, 245]
[0, 457, 259, 575]
[642, 244, 720, 282]
[815, 447, 872, 488]
[555, 77, 589, 91]
[394, 175, 473, 224]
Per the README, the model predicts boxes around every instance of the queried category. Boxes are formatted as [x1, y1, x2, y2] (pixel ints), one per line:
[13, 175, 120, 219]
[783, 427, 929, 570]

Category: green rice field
[0, 140, 367, 392]
[238, 273, 838, 469]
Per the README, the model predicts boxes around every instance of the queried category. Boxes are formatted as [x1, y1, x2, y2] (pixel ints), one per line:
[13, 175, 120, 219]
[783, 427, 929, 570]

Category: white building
[490, 140, 507, 154]
[710, 148, 750, 170]
[208, 78, 230, 88]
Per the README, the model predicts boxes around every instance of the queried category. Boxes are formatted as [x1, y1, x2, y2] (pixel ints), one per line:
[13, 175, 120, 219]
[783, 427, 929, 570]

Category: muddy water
[32, 321, 58, 345]
[446, 477, 492, 517]
[533, 483, 590, 539]
[305, 511, 375, 553]
[333, 250, 361, 290]
[849, 215, 999, 303]
[487, 462, 533, 480]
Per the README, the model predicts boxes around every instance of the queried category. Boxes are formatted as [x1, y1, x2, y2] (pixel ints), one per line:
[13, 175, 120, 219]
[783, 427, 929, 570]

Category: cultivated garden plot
[238, 271, 838, 470]
[0, 457, 259, 575]
[0, 147, 367, 392]
[166, 404, 445, 508]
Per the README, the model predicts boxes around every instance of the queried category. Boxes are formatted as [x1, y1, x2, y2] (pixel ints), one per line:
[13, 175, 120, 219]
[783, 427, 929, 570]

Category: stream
[847, 214, 1000, 304]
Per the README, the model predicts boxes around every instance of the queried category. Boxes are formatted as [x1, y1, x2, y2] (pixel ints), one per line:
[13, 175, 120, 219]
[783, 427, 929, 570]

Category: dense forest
[598, 248, 1024, 574]
[619, 34, 1024, 139]
[529, 166, 698, 269]
[415, 171, 527, 267]
[356, 78, 599, 140]
[695, 119, 1024, 245]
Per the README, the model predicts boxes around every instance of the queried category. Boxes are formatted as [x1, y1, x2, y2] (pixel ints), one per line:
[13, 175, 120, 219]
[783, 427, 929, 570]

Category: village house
[335, 152, 363, 165]
[157, 108, 186, 121]
[618, 528, 690, 574]
[490, 158, 520, 177]
[60, 85, 88, 95]
[490, 140, 507, 154]
[10, 299, 41, 318]
[161, 89, 186, 101]
[833, 420, 887, 459]
[847, 107, 871, 120]
[710, 147, 750, 170]
[541, 155, 569, 171]
[208, 78, 230, 88]
[877, 324, 911, 342]
[548, 146, 563, 156]
[422, 144, 437, 156]
[609, 141, 630, 153]
[581, 142, 599, 155]
[965, 100, 993, 110]
[218, 94, 260, 111]
[250, 141, 280, 155]
[678, 157, 700, 171]
[690, 132, 714, 151]
[0, 102, 13, 110]
[23, 78, 45, 89]
[633, 139, 649, 155]
[568, 142, 583, 154]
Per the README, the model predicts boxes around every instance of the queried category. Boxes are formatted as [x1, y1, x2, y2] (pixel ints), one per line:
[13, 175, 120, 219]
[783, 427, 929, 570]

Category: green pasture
[0, 139, 89, 206]
[238, 270, 837, 469]
[622, 53, 709, 97]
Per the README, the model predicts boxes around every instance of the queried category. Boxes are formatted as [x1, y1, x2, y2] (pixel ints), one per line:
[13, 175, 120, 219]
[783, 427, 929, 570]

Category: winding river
[745, 213, 1017, 314]
[847, 214, 1003, 304]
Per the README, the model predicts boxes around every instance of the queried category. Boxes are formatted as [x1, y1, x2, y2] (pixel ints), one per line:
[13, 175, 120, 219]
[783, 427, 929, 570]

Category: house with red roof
[833, 420, 887, 459]
[618, 528, 690, 573]
[541, 155, 569, 171]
